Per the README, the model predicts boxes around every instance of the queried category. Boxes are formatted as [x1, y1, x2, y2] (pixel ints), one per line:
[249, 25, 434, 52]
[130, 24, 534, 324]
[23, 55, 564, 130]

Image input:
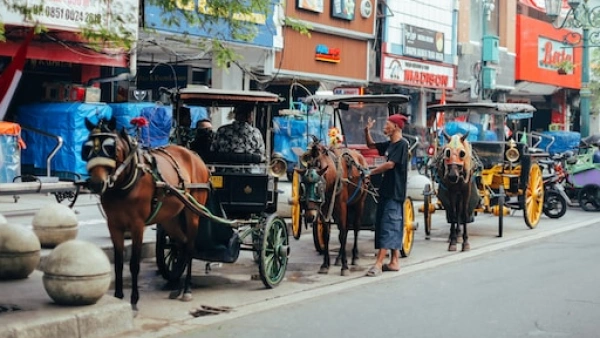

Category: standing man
[364, 114, 409, 277]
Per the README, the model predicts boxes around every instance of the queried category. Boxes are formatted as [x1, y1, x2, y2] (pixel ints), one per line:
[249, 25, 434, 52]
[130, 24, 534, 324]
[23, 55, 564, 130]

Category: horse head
[296, 140, 331, 223]
[82, 116, 137, 194]
[440, 131, 472, 184]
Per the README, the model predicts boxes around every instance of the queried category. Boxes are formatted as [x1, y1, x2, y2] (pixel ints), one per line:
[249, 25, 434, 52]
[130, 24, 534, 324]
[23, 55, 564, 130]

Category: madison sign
[381, 55, 455, 89]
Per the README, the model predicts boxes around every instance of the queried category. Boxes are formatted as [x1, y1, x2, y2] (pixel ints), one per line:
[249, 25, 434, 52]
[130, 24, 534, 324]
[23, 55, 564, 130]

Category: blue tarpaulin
[273, 115, 331, 165]
[109, 103, 208, 148]
[17, 103, 113, 179]
[538, 131, 581, 154]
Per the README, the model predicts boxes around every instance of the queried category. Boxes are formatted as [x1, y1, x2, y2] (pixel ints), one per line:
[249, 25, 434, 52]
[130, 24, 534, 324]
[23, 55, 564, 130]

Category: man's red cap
[388, 114, 408, 128]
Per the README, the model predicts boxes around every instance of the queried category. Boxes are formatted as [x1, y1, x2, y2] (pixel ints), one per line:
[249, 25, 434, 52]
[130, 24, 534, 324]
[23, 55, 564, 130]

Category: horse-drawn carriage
[423, 102, 548, 249]
[82, 87, 290, 309]
[288, 94, 418, 273]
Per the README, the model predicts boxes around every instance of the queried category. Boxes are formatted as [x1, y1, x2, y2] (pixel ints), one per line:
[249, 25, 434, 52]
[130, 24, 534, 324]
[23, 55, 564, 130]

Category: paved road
[178, 222, 600, 338]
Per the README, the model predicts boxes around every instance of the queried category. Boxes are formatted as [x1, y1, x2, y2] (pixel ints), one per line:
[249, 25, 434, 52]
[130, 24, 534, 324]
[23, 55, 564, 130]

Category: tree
[0, 0, 309, 68]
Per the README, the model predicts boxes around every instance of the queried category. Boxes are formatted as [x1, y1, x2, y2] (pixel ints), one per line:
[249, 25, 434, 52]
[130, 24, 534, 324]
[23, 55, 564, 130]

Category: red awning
[0, 30, 128, 68]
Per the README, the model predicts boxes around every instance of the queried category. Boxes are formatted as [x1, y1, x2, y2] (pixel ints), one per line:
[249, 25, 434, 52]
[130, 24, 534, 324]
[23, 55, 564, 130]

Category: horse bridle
[83, 130, 142, 192]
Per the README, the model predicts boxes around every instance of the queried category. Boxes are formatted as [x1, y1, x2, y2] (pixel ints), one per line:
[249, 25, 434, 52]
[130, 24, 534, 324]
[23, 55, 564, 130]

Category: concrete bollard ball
[32, 203, 78, 248]
[0, 223, 41, 280]
[43, 240, 111, 306]
[407, 174, 433, 201]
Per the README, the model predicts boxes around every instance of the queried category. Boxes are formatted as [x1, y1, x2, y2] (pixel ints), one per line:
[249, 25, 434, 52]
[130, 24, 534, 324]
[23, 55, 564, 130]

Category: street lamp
[544, 0, 600, 137]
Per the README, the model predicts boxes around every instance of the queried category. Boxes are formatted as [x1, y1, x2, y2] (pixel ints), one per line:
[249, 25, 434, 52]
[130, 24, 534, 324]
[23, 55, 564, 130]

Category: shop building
[267, 0, 377, 100]
[375, 0, 457, 128]
[0, 0, 138, 116]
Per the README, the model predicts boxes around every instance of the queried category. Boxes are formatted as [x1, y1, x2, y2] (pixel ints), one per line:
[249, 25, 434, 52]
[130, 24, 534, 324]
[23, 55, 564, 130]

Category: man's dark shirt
[375, 138, 409, 202]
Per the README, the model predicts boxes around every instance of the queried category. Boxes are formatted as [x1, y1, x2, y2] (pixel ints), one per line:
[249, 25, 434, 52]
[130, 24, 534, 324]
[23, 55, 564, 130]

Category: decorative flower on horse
[328, 126, 344, 148]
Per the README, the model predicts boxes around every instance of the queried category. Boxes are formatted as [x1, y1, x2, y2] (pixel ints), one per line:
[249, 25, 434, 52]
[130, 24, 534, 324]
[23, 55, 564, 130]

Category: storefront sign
[145, 0, 276, 48]
[0, 0, 138, 36]
[381, 55, 455, 89]
[403, 24, 444, 62]
[315, 44, 341, 63]
[538, 37, 573, 70]
[331, 0, 355, 20]
[297, 0, 324, 13]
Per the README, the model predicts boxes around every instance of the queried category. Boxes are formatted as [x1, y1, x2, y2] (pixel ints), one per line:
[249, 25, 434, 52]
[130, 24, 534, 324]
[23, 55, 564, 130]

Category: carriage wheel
[259, 215, 289, 288]
[155, 225, 186, 282]
[400, 197, 415, 258]
[578, 184, 600, 212]
[312, 217, 327, 254]
[523, 163, 544, 229]
[290, 171, 302, 240]
[498, 186, 505, 238]
[423, 184, 433, 240]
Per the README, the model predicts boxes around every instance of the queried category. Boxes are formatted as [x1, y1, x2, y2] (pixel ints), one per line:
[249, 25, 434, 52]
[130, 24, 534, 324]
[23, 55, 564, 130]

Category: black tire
[543, 189, 568, 218]
[423, 184, 432, 239]
[578, 184, 600, 212]
[155, 225, 186, 282]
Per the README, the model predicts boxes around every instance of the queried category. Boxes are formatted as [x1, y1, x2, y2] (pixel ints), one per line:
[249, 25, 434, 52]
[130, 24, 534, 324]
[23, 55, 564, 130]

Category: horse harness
[88, 132, 211, 225]
[303, 147, 371, 223]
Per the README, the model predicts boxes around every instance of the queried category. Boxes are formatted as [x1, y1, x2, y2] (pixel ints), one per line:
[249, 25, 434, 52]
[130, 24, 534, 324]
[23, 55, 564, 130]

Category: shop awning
[0, 31, 127, 68]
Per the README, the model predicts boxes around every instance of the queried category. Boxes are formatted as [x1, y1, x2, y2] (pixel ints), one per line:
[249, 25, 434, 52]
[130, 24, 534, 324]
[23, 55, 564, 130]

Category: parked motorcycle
[539, 151, 577, 219]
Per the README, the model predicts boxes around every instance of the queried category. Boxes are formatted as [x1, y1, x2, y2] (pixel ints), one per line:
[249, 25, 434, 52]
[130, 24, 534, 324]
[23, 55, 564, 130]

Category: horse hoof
[341, 269, 350, 277]
[182, 293, 193, 302]
[318, 267, 329, 274]
[169, 290, 182, 299]
[462, 243, 471, 251]
[448, 244, 457, 252]
[334, 259, 341, 266]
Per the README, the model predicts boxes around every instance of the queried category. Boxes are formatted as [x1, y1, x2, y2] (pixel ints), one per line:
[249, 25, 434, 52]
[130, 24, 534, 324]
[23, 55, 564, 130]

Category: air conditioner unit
[128, 87, 152, 102]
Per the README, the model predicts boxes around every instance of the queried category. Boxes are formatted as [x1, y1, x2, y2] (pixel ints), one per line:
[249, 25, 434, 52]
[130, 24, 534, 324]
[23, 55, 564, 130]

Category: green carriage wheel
[155, 225, 186, 283]
[259, 214, 290, 288]
[400, 197, 415, 258]
[523, 163, 544, 229]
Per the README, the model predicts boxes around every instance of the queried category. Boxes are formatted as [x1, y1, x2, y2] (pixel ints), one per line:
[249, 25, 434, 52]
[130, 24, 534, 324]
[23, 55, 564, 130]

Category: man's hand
[365, 117, 375, 131]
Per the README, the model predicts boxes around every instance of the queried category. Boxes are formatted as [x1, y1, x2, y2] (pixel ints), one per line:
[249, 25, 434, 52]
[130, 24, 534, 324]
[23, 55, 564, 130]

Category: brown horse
[296, 139, 369, 276]
[435, 131, 478, 251]
[82, 117, 210, 310]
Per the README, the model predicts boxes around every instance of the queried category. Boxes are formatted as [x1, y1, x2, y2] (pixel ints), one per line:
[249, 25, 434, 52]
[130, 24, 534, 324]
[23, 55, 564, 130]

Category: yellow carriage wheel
[524, 163, 544, 229]
[312, 217, 327, 254]
[291, 170, 302, 240]
[400, 197, 415, 258]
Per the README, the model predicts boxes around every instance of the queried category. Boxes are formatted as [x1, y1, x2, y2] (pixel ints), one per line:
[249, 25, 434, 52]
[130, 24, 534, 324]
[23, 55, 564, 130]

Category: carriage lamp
[545, 0, 600, 137]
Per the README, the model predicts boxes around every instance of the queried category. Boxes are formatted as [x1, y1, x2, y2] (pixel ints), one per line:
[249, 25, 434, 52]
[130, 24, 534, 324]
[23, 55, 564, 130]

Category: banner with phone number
[1, 0, 135, 33]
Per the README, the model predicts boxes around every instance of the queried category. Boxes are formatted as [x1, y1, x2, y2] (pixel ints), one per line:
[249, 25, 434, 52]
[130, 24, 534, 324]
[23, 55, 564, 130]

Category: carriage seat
[470, 142, 504, 169]
[204, 152, 264, 165]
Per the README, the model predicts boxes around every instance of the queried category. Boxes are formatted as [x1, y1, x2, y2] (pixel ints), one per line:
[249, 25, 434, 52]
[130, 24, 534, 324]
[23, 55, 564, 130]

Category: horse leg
[448, 202, 458, 251]
[318, 222, 331, 274]
[461, 202, 470, 251]
[351, 221, 360, 266]
[181, 210, 200, 302]
[129, 221, 145, 311]
[337, 216, 350, 276]
[108, 223, 125, 301]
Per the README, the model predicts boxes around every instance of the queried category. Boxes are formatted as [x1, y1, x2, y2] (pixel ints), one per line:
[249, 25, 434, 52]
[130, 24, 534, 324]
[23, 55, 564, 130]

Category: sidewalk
[1, 187, 598, 338]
